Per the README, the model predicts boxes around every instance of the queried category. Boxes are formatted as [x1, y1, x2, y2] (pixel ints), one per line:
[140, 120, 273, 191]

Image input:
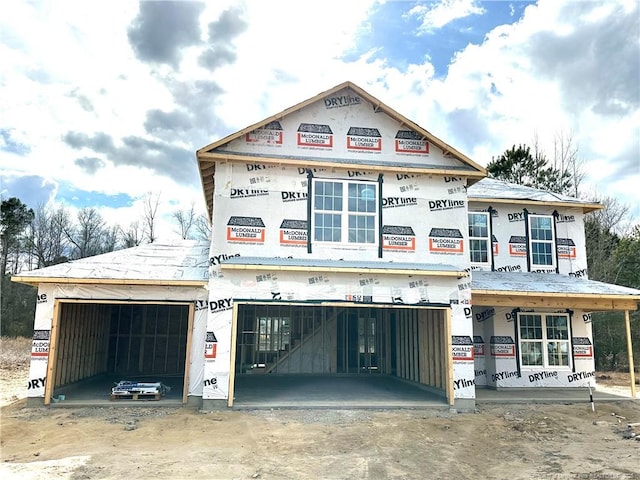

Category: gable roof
[11, 240, 210, 287]
[468, 177, 603, 213]
[196, 81, 487, 219]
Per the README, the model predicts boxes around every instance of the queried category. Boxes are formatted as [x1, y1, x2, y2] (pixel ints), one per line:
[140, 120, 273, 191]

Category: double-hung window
[313, 179, 378, 244]
[468, 212, 491, 266]
[528, 214, 556, 268]
[519, 313, 570, 367]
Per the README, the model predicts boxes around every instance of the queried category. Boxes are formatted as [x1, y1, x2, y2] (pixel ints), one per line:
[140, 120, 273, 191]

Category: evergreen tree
[1, 197, 34, 277]
[487, 144, 573, 194]
[1, 197, 36, 337]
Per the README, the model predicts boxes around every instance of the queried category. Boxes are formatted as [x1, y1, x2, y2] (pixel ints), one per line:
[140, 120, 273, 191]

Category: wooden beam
[472, 292, 639, 311]
[51, 298, 195, 306]
[221, 263, 467, 278]
[411, 312, 420, 382]
[469, 197, 602, 213]
[228, 302, 239, 408]
[624, 310, 637, 398]
[199, 163, 216, 176]
[426, 311, 435, 386]
[235, 299, 450, 310]
[11, 277, 207, 287]
[444, 309, 454, 406]
[183, 302, 195, 404]
[44, 300, 61, 406]
[197, 151, 486, 179]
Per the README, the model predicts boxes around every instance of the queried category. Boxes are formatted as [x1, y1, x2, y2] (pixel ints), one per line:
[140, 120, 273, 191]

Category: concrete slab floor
[42, 374, 635, 410]
[232, 374, 450, 410]
[48, 374, 185, 408]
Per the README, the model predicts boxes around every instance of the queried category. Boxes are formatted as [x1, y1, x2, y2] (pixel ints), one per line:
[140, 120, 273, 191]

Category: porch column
[228, 302, 239, 407]
[624, 310, 637, 398]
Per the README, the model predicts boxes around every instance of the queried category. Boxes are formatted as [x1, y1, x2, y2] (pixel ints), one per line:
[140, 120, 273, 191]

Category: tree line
[0, 194, 210, 336]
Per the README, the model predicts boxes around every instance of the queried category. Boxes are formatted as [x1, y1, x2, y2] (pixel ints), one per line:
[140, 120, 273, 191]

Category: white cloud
[409, 0, 485, 33]
[2, 0, 638, 243]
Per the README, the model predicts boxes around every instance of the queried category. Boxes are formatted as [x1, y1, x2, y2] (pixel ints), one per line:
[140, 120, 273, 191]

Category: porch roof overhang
[11, 240, 210, 288]
[220, 256, 468, 278]
[471, 271, 640, 311]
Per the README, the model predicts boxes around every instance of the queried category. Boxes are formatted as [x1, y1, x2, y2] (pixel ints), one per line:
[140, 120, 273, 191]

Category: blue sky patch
[56, 182, 134, 209]
[0, 128, 30, 155]
[345, 1, 534, 77]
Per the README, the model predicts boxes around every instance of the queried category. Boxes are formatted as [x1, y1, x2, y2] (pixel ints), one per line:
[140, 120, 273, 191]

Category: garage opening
[46, 301, 192, 406]
[231, 303, 452, 407]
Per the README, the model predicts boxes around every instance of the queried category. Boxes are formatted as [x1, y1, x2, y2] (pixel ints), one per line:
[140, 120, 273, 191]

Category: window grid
[468, 212, 490, 265]
[313, 179, 377, 244]
[519, 313, 570, 368]
[528, 215, 555, 267]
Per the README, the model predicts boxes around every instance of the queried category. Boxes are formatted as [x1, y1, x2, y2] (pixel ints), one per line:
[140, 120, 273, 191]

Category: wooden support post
[444, 308, 454, 406]
[44, 300, 61, 406]
[183, 302, 195, 404]
[624, 310, 637, 398]
[228, 302, 239, 407]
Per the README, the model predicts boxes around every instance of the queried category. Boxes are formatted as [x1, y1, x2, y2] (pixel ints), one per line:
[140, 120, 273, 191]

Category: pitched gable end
[197, 81, 486, 218]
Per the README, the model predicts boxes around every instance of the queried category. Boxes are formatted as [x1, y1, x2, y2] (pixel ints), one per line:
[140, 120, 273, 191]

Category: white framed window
[519, 313, 570, 368]
[528, 214, 556, 268]
[468, 212, 491, 266]
[312, 179, 378, 244]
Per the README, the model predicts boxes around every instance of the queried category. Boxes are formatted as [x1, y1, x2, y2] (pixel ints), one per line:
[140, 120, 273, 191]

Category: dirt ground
[1, 357, 639, 479]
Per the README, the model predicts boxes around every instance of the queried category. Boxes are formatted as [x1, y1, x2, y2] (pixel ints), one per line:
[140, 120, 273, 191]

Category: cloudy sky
[1, 0, 638, 239]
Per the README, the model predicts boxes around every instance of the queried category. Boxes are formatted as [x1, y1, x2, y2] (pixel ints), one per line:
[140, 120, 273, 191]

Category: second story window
[313, 179, 378, 244]
[468, 212, 491, 266]
[528, 214, 555, 268]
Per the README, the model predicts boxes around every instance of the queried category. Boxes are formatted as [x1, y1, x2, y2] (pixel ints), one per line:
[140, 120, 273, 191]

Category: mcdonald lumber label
[428, 228, 464, 254]
[473, 336, 485, 356]
[297, 123, 333, 148]
[452, 336, 474, 361]
[572, 337, 593, 357]
[490, 336, 515, 357]
[382, 225, 415, 251]
[394, 130, 429, 154]
[31, 330, 50, 358]
[245, 121, 283, 145]
[205, 331, 218, 360]
[280, 219, 307, 246]
[346, 126, 382, 151]
[492, 235, 499, 255]
[227, 216, 265, 243]
[557, 238, 577, 259]
[508, 235, 527, 256]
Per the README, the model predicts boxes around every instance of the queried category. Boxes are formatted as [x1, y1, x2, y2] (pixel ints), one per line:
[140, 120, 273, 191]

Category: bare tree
[143, 192, 161, 243]
[121, 220, 144, 248]
[194, 213, 212, 241]
[172, 202, 197, 239]
[587, 194, 631, 234]
[551, 130, 585, 198]
[529, 130, 585, 197]
[64, 207, 106, 259]
[102, 225, 120, 253]
[25, 203, 72, 268]
[585, 194, 631, 283]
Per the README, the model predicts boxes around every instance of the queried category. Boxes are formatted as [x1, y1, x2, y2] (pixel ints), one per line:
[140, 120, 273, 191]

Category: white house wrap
[12, 81, 640, 409]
